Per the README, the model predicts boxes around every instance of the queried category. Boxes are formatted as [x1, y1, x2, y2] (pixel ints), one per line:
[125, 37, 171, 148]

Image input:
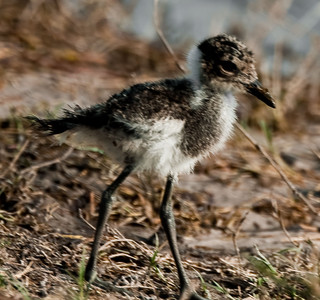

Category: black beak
[245, 80, 276, 108]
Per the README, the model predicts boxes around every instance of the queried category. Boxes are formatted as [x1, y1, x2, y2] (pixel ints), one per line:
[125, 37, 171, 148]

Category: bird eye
[220, 61, 238, 73]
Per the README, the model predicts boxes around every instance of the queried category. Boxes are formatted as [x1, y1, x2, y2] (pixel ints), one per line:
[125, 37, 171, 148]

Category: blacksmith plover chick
[28, 34, 275, 300]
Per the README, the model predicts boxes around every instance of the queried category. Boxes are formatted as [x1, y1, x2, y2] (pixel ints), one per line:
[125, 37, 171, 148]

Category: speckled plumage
[29, 34, 275, 176]
[28, 34, 275, 299]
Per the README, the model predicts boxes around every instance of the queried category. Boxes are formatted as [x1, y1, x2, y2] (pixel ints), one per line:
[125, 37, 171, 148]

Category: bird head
[189, 34, 275, 108]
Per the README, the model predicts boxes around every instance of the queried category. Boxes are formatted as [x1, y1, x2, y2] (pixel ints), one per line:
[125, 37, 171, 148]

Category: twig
[20, 147, 73, 175]
[231, 211, 249, 269]
[152, 1, 318, 216]
[113, 284, 154, 290]
[272, 200, 299, 247]
[99, 237, 150, 254]
[0, 139, 30, 178]
[78, 208, 96, 230]
[153, 0, 186, 73]
[311, 147, 320, 161]
[15, 261, 34, 279]
[236, 123, 317, 215]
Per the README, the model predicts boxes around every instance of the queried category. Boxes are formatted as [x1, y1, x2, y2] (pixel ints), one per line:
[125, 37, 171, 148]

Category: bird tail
[26, 104, 104, 135]
[25, 115, 78, 135]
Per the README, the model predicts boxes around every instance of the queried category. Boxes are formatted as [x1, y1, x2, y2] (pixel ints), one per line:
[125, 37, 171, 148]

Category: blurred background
[0, 0, 319, 122]
[0, 1, 320, 299]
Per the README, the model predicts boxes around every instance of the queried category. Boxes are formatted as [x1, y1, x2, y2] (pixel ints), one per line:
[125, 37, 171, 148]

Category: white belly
[67, 118, 200, 177]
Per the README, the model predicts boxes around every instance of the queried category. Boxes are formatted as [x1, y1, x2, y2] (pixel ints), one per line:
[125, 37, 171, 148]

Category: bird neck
[186, 45, 230, 95]
[186, 45, 202, 89]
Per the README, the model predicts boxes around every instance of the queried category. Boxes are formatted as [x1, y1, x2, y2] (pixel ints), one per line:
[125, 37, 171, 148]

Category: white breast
[211, 92, 238, 153]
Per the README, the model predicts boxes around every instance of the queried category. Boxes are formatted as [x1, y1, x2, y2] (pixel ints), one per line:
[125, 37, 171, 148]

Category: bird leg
[160, 175, 207, 300]
[85, 165, 133, 293]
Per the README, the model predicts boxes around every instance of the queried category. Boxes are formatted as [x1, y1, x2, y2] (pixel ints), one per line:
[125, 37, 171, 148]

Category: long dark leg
[160, 175, 207, 300]
[85, 165, 133, 283]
